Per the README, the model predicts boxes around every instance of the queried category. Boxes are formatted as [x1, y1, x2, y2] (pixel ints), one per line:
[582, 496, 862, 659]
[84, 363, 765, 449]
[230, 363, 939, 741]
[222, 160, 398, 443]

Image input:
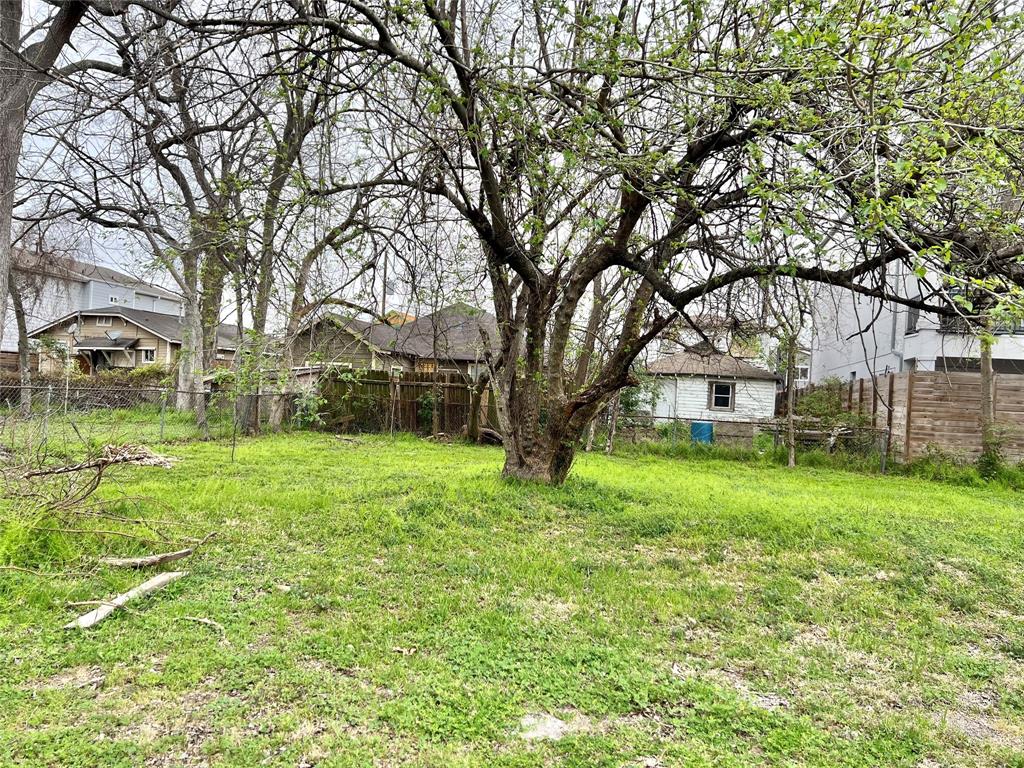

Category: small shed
[647, 351, 780, 424]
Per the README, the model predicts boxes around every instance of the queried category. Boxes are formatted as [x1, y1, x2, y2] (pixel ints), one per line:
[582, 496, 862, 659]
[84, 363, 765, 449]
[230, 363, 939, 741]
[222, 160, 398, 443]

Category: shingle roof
[647, 351, 780, 381]
[392, 303, 497, 361]
[30, 306, 239, 349]
[312, 303, 498, 362]
[74, 337, 139, 350]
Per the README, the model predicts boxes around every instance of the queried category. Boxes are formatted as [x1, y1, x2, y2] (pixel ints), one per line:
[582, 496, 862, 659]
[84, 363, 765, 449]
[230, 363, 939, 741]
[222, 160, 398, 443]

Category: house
[4, 249, 182, 368]
[294, 302, 497, 378]
[29, 307, 237, 375]
[647, 351, 780, 424]
[292, 315, 404, 372]
[810, 280, 1024, 382]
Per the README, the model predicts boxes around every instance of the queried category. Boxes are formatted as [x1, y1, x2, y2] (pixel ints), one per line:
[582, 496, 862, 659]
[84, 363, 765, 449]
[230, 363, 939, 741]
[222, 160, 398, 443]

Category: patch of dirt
[30, 665, 105, 692]
[518, 711, 592, 741]
[520, 595, 575, 623]
[934, 560, 971, 583]
[957, 688, 998, 712]
[934, 710, 1024, 751]
[671, 663, 790, 711]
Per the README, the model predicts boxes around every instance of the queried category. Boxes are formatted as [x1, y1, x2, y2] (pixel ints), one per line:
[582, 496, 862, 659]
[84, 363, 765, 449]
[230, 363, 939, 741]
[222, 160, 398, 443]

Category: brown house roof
[30, 306, 240, 349]
[647, 351, 780, 381]
[308, 303, 498, 363]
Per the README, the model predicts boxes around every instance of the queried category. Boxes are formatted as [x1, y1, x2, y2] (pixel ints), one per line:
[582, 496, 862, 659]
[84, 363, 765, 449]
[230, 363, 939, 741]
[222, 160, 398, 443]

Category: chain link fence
[0, 384, 299, 461]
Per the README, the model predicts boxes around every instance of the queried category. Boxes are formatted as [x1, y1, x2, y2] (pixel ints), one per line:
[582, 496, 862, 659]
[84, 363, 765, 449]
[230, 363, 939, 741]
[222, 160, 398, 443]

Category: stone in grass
[518, 712, 591, 741]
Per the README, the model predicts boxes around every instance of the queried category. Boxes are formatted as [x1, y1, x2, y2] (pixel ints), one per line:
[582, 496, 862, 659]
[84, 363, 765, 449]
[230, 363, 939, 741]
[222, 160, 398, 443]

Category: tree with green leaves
[251, 0, 1024, 483]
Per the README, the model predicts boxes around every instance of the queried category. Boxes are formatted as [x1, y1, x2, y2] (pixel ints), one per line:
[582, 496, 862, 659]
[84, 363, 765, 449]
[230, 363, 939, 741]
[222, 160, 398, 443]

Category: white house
[811, 279, 1024, 382]
[648, 351, 780, 423]
[3, 250, 181, 364]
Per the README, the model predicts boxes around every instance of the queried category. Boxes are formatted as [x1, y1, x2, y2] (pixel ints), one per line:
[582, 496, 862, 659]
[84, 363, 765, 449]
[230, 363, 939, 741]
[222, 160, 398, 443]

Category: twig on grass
[176, 615, 228, 644]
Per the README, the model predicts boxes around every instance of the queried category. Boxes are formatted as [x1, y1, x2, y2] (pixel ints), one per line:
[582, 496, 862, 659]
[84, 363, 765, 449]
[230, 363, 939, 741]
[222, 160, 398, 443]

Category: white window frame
[96, 316, 113, 327]
[708, 381, 735, 412]
[139, 348, 157, 363]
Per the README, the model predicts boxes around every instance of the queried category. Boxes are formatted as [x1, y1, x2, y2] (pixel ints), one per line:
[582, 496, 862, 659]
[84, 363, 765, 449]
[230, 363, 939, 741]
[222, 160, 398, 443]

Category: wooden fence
[318, 370, 499, 436]
[800, 371, 1024, 461]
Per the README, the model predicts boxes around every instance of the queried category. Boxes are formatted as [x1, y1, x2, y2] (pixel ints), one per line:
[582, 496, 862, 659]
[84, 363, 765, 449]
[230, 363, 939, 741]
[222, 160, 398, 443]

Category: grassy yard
[2, 434, 1023, 767]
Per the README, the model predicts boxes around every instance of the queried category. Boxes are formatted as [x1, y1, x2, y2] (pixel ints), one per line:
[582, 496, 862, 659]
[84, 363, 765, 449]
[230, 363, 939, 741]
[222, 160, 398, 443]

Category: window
[905, 305, 920, 335]
[96, 316, 113, 327]
[109, 296, 120, 304]
[390, 365, 404, 378]
[708, 381, 735, 411]
[140, 348, 156, 363]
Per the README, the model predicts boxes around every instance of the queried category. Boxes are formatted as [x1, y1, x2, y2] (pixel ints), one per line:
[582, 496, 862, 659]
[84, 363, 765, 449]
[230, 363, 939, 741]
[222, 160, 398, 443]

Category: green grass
[2, 434, 1023, 767]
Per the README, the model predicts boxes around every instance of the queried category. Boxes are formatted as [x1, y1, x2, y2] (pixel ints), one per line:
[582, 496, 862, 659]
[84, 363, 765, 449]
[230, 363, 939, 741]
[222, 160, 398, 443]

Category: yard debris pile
[22, 443, 177, 479]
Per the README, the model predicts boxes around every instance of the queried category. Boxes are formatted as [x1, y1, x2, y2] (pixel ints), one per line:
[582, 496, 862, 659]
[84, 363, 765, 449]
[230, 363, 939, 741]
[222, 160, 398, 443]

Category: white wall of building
[652, 375, 777, 422]
[2, 278, 87, 353]
[811, 283, 1024, 382]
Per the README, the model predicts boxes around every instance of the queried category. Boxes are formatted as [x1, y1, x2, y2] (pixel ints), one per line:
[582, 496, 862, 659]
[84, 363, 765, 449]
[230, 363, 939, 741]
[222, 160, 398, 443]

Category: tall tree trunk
[9, 280, 31, 415]
[0, 104, 26, 353]
[199, 255, 226, 370]
[605, 391, 621, 456]
[176, 288, 207, 431]
[786, 338, 797, 468]
[980, 330, 997, 465]
[467, 373, 488, 442]
[268, 335, 293, 431]
[585, 416, 598, 452]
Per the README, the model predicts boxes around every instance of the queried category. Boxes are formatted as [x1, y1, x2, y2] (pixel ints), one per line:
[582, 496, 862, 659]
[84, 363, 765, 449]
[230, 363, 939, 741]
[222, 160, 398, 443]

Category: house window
[140, 348, 156, 363]
[708, 381, 735, 411]
[96, 317, 113, 327]
[905, 305, 920, 335]
[390, 365, 404, 378]
[109, 296, 120, 304]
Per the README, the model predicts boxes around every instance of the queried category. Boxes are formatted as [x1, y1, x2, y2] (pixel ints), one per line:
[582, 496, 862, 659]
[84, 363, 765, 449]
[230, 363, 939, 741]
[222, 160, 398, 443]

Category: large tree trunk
[268, 334, 293, 431]
[176, 289, 207, 431]
[199, 255, 226, 370]
[497, 380, 604, 484]
[467, 373, 489, 442]
[9, 280, 31, 415]
[980, 330, 997, 464]
[786, 339, 797, 468]
[502, 428, 579, 484]
[0, 104, 27, 353]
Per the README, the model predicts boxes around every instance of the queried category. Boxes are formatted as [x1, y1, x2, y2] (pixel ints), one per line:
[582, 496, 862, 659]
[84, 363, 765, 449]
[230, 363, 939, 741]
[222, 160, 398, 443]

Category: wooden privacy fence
[318, 370, 499, 436]
[800, 371, 1024, 461]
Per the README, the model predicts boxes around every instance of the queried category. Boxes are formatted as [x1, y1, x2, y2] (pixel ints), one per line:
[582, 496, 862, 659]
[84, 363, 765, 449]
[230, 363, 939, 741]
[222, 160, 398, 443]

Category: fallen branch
[478, 427, 504, 445]
[98, 547, 193, 569]
[24, 445, 176, 480]
[98, 533, 215, 569]
[64, 571, 186, 630]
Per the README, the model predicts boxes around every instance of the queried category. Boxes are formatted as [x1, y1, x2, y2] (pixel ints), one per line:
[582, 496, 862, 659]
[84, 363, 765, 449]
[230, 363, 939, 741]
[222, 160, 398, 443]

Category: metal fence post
[230, 392, 238, 463]
[160, 389, 167, 442]
[43, 384, 53, 446]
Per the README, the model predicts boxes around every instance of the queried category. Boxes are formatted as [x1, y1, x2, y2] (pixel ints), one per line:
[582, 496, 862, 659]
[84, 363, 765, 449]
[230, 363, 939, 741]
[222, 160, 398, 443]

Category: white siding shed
[648, 351, 780, 423]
